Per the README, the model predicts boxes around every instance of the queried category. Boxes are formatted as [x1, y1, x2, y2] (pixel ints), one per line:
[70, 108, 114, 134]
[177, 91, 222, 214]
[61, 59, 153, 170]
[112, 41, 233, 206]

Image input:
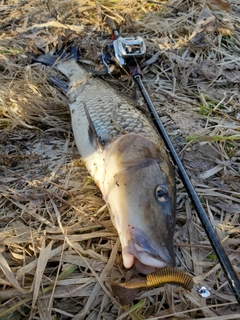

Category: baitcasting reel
[94, 18, 146, 75]
[112, 35, 146, 66]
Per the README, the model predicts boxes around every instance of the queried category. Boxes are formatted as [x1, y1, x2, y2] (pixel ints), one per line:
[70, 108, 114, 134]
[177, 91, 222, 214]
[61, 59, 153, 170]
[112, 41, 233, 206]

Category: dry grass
[0, 0, 240, 319]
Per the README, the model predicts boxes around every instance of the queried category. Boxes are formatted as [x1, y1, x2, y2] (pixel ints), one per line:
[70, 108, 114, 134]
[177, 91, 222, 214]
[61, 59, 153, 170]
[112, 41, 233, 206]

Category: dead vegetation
[0, 0, 240, 319]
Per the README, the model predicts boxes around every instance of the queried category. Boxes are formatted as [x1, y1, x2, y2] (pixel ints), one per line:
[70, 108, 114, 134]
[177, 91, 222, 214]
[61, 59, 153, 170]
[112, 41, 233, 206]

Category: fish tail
[30, 45, 78, 66]
[30, 45, 80, 92]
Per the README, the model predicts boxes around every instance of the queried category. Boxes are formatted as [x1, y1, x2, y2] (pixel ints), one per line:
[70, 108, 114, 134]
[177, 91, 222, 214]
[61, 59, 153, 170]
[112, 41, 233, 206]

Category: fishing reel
[107, 16, 146, 67]
[112, 35, 146, 66]
[93, 18, 146, 76]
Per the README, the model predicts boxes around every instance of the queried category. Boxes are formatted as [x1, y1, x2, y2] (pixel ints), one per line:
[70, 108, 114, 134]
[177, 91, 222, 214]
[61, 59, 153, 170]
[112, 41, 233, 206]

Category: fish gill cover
[0, 0, 240, 319]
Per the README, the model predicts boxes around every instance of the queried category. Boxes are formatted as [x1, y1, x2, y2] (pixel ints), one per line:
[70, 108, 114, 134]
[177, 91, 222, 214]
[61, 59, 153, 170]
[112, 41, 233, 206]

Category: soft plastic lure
[111, 267, 210, 304]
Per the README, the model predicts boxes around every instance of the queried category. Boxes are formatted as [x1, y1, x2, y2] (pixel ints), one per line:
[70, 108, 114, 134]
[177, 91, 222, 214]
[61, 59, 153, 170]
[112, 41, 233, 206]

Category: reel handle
[106, 17, 119, 39]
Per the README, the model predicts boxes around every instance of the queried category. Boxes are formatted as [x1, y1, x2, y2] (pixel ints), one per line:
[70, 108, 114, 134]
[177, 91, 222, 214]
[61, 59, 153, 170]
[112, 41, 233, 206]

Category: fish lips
[122, 227, 175, 274]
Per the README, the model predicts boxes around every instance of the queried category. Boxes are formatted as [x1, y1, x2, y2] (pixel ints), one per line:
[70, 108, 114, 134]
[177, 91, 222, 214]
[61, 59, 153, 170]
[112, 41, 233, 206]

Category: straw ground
[0, 0, 240, 319]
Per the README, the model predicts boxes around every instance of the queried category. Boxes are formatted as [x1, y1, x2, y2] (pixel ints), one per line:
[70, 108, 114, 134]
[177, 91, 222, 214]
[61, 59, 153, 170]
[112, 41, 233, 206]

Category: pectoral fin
[83, 103, 104, 150]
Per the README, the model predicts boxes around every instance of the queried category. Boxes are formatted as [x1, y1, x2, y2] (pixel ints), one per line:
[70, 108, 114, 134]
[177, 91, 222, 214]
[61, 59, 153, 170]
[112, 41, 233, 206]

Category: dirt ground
[0, 0, 240, 319]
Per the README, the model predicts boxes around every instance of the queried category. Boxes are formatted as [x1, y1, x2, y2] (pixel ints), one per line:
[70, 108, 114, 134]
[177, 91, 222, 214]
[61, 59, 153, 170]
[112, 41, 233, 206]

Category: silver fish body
[52, 58, 176, 274]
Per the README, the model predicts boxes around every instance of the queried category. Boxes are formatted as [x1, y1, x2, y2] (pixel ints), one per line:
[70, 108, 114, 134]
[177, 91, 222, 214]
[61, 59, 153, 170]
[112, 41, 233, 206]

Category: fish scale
[75, 87, 164, 147]
[60, 59, 163, 147]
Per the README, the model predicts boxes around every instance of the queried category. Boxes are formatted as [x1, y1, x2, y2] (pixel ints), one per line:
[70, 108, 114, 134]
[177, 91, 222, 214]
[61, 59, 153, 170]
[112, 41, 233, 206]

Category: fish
[31, 47, 176, 275]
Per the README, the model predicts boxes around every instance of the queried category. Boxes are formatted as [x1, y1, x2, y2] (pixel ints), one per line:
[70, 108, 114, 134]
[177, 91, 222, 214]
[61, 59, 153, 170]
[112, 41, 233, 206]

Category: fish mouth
[122, 227, 175, 274]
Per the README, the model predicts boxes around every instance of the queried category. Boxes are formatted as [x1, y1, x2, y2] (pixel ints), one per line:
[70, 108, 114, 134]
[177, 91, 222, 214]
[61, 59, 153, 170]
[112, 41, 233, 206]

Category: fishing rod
[103, 18, 240, 304]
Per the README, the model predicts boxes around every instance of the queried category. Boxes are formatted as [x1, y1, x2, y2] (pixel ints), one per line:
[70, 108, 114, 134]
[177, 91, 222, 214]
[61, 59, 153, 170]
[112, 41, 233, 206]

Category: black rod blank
[134, 74, 240, 305]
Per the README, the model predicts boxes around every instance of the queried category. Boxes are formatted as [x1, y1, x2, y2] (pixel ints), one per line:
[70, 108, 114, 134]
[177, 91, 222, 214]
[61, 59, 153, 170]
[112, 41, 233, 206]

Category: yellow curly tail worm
[111, 267, 210, 305]
[146, 267, 193, 289]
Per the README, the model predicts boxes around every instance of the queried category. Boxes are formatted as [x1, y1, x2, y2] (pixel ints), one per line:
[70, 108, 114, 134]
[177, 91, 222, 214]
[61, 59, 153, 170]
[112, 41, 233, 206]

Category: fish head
[104, 134, 176, 274]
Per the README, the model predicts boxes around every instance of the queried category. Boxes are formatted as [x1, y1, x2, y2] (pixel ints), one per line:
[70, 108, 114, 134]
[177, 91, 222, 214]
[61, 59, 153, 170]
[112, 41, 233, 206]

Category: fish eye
[155, 185, 169, 203]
